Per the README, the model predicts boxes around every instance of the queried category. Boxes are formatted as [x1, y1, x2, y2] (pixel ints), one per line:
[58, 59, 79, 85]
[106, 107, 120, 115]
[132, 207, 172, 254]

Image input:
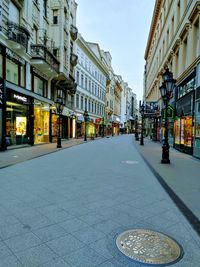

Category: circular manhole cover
[116, 229, 183, 265]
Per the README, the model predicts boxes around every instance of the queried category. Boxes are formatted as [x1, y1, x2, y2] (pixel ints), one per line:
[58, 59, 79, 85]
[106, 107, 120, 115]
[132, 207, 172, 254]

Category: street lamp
[159, 68, 176, 164]
[135, 115, 139, 141]
[55, 93, 64, 148]
[83, 110, 89, 141]
[139, 101, 145, 146]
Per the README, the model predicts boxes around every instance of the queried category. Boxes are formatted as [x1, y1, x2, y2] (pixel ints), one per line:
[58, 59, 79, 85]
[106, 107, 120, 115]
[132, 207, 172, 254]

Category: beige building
[144, 0, 200, 156]
[0, 0, 78, 149]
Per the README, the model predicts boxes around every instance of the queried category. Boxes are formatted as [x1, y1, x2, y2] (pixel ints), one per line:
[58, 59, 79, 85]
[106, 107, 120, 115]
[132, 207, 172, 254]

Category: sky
[76, 0, 155, 102]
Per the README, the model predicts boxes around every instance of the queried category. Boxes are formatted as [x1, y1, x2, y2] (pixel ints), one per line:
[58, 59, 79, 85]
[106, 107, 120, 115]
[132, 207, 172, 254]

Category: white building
[74, 34, 108, 137]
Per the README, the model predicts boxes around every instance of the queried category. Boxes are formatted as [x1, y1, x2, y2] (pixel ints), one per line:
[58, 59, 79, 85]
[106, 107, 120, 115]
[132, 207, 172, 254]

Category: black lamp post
[140, 101, 145, 146]
[83, 110, 89, 141]
[55, 93, 64, 148]
[135, 115, 139, 141]
[159, 68, 175, 164]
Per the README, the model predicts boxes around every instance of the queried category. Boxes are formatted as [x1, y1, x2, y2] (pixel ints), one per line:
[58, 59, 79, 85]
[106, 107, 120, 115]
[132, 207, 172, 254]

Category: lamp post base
[161, 144, 170, 164]
[140, 139, 144, 146]
[57, 137, 62, 148]
[84, 135, 87, 141]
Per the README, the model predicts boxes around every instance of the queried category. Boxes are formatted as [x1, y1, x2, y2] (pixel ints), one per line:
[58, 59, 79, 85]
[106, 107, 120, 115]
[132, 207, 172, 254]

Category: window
[85, 98, 87, 111]
[6, 56, 25, 87]
[53, 49, 58, 58]
[81, 96, 83, 109]
[33, 25, 38, 44]
[89, 100, 91, 112]
[53, 10, 58, 24]
[34, 76, 46, 96]
[76, 71, 79, 84]
[43, 0, 47, 17]
[81, 74, 84, 87]
[92, 82, 94, 94]
[76, 94, 79, 108]
[9, 1, 20, 23]
[92, 102, 94, 113]
[85, 77, 87, 89]
[89, 80, 91, 92]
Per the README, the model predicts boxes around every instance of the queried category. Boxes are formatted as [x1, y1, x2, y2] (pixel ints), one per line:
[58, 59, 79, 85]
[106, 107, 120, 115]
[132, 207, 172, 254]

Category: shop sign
[0, 78, 5, 108]
[13, 94, 28, 103]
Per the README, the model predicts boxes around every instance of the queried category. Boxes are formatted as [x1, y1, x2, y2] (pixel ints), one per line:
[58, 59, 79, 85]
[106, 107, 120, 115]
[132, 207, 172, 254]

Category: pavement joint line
[133, 139, 200, 237]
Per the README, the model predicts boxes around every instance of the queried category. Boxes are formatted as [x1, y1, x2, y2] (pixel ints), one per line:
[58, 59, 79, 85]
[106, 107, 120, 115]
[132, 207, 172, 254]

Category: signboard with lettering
[0, 78, 5, 108]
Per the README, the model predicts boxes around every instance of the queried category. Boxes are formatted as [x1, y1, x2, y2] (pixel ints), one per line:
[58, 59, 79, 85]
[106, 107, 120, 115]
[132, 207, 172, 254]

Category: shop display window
[174, 118, 180, 144]
[184, 117, 193, 147]
[6, 101, 29, 145]
[51, 113, 59, 142]
[34, 103, 50, 144]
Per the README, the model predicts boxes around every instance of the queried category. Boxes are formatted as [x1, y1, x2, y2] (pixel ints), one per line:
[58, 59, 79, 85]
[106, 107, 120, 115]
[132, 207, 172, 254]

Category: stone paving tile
[78, 211, 104, 225]
[92, 219, 122, 235]
[33, 223, 68, 242]
[0, 254, 23, 267]
[17, 214, 53, 230]
[15, 244, 58, 267]
[59, 217, 89, 233]
[4, 232, 42, 253]
[72, 226, 106, 245]
[38, 257, 71, 267]
[88, 238, 114, 261]
[37, 206, 74, 223]
[46, 234, 85, 257]
[0, 222, 30, 240]
[63, 246, 107, 267]
[0, 241, 13, 259]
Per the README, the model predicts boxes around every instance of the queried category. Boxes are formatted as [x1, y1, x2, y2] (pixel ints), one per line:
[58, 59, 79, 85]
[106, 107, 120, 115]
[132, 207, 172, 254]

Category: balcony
[6, 20, 30, 51]
[70, 53, 78, 67]
[30, 45, 60, 76]
[70, 24, 78, 41]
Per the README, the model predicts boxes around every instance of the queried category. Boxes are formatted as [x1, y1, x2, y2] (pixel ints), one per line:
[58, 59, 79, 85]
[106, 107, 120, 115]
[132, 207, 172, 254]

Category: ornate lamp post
[55, 91, 64, 148]
[159, 68, 175, 164]
[83, 110, 89, 141]
[139, 101, 145, 146]
[135, 115, 139, 141]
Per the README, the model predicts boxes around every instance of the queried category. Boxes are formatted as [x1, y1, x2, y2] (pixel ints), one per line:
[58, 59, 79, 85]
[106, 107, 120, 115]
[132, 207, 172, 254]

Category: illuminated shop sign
[14, 94, 27, 103]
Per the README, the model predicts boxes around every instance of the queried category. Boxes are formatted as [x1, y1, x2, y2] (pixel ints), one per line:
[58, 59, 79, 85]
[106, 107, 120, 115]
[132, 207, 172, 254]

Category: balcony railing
[30, 44, 60, 73]
[70, 24, 78, 41]
[7, 20, 30, 50]
[70, 53, 78, 66]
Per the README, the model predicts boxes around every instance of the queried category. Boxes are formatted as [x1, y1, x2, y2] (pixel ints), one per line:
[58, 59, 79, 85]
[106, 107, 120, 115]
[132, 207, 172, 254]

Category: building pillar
[187, 25, 193, 67]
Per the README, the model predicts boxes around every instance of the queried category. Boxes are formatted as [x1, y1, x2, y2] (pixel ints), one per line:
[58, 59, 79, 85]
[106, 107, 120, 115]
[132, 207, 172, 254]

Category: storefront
[6, 90, 31, 146]
[174, 72, 195, 154]
[194, 63, 200, 158]
[34, 101, 50, 144]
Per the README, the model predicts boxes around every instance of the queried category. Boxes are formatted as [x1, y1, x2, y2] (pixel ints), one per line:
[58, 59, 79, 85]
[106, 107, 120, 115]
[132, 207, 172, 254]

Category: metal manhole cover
[116, 229, 183, 265]
[121, 160, 139, 164]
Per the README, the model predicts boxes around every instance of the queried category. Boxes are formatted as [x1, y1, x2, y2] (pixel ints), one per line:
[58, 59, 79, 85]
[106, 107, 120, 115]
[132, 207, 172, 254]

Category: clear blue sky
[76, 0, 155, 101]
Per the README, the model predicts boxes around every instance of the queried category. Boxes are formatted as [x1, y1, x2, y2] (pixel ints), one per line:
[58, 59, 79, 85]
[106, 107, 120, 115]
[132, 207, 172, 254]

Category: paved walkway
[0, 137, 102, 169]
[0, 135, 199, 266]
[133, 137, 200, 230]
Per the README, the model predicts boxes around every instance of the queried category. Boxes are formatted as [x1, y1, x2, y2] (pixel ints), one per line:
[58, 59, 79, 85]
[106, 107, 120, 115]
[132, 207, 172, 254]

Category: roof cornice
[144, 0, 162, 60]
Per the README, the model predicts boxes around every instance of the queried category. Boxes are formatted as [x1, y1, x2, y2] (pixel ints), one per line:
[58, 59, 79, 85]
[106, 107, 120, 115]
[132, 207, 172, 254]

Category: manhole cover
[121, 161, 139, 164]
[116, 229, 183, 265]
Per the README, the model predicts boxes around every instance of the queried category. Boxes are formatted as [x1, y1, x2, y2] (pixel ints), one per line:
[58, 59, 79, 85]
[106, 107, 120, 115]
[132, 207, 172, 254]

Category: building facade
[144, 0, 200, 157]
[0, 0, 78, 150]
[74, 34, 108, 138]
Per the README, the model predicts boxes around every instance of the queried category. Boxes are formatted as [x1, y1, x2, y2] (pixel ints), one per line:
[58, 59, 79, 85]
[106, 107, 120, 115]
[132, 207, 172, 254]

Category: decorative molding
[188, 1, 200, 23]
[172, 38, 182, 53]
[179, 22, 191, 41]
